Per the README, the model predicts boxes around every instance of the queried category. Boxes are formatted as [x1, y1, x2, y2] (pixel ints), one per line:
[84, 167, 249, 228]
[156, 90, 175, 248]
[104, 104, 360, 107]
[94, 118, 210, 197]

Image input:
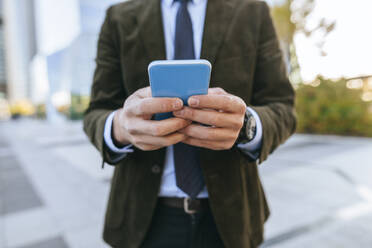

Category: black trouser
[140, 200, 225, 248]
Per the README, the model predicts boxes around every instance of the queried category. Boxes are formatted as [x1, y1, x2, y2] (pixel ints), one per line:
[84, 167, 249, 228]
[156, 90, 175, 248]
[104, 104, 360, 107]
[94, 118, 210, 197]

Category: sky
[294, 0, 372, 82]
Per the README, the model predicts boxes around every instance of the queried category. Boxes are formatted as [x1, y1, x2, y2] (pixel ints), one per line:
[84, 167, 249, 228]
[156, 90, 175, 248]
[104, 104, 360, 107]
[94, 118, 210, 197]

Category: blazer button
[152, 164, 161, 174]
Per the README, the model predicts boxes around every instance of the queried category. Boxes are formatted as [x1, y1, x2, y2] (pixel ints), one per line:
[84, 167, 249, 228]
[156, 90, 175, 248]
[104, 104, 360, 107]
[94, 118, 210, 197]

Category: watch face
[245, 111, 257, 141]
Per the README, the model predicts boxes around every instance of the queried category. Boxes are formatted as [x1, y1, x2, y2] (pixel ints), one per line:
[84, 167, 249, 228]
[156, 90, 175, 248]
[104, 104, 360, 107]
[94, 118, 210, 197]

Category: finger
[208, 87, 227, 95]
[127, 117, 191, 136]
[188, 94, 246, 114]
[182, 137, 232, 150]
[134, 143, 162, 151]
[179, 124, 236, 141]
[134, 86, 152, 99]
[128, 97, 184, 116]
[133, 132, 186, 148]
[173, 107, 243, 129]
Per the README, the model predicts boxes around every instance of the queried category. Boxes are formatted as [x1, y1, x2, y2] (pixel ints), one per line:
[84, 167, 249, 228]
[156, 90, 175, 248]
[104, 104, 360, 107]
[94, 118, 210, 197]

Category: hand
[173, 87, 247, 150]
[113, 87, 191, 151]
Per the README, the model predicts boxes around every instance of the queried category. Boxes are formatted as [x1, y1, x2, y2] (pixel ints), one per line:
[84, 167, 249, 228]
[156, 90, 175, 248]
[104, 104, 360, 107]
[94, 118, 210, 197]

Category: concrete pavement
[260, 135, 372, 247]
[0, 120, 113, 248]
[0, 119, 371, 248]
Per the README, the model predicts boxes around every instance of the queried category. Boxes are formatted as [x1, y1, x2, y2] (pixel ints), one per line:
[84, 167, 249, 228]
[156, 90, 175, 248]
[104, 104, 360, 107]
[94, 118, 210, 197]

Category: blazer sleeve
[250, 2, 297, 164]
[83, 7, 128, 165]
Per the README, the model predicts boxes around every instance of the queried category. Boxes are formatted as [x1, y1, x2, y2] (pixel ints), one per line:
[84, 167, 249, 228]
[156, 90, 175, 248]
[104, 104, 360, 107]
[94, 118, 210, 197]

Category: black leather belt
[158, 197, 210, 214]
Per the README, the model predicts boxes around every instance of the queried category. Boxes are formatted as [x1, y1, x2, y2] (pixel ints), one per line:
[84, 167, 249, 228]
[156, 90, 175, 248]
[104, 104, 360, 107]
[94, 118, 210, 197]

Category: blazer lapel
[201, 0, 237, 65]
[138, 0, 236, 64]
[138, 0, 167, 62]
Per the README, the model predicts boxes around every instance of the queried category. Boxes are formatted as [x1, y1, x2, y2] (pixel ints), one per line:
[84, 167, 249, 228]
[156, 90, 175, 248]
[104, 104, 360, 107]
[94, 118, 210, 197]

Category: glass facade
[0, 0, 6, 93]
[44, 0, 123, 99]
[1, 0, 123, 102]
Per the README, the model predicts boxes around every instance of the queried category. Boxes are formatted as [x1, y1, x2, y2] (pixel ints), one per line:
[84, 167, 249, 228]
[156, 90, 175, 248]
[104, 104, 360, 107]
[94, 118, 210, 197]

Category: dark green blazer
[83, 0, 296, 247]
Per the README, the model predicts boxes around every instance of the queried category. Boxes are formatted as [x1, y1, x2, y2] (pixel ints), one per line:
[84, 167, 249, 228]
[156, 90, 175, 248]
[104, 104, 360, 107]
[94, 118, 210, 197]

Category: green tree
[296, 77, 372, 137]
[270, 0, 335, 83]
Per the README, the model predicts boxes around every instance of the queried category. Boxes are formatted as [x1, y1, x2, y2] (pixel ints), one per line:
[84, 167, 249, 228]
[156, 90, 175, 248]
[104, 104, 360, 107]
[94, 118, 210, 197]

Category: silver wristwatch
[243, 108, 257, 142]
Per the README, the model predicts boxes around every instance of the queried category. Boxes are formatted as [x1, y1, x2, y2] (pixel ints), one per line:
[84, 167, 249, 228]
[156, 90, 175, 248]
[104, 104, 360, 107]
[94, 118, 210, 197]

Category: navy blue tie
[173, 0, 205, 199]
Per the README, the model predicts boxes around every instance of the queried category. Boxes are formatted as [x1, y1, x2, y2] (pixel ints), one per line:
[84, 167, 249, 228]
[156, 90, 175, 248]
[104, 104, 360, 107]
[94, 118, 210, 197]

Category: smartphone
[148, 59, 212, 120]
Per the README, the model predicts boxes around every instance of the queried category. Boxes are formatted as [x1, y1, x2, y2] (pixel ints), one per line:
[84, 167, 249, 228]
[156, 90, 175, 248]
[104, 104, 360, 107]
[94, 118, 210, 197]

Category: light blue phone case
[148, 59, 212, 120]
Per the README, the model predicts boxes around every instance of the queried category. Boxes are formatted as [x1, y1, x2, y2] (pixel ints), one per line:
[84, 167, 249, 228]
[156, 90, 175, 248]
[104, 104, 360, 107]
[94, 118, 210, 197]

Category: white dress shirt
[103, 0, 263, 198]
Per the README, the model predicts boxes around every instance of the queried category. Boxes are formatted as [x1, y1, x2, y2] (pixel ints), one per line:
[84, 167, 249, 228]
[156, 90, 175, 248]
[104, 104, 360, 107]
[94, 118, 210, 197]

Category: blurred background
[0, 0, 371, 248]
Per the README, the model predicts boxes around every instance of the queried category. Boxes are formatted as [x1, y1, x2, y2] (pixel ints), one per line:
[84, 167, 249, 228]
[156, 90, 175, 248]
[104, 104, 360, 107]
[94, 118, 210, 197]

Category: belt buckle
[184, 198, 197, 214]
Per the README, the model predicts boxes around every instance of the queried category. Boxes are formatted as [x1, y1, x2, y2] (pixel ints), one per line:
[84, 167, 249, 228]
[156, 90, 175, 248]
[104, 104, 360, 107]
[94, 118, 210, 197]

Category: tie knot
[174, 0, 191, 4]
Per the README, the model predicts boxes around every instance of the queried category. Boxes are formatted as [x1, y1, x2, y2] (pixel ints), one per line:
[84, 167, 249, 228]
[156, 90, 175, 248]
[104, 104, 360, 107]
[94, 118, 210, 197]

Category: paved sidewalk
[0, 119, 371, 248]
[0, 120, 113, 248]
[260, 134, 372, 247]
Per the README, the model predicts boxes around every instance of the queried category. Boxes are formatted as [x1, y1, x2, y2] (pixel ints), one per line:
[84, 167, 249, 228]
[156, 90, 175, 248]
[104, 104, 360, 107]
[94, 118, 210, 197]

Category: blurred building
[2, 0, 36, 102]
[1, 0, 122, 108]
[0, 0, 7, 95]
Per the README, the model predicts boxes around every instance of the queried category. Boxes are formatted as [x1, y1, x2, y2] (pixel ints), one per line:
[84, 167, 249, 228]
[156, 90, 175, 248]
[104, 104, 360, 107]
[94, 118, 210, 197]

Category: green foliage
[271, 0, 335, 46]
[69, 94, 90, 120]
[296, 77, 372, 137]
[270, 0, 335, 82]
[35, 104, 46, 119]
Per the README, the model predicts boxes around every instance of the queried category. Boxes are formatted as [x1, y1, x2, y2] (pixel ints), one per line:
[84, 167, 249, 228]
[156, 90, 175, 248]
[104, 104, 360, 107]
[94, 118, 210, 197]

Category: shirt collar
[162, 0, 205, 8]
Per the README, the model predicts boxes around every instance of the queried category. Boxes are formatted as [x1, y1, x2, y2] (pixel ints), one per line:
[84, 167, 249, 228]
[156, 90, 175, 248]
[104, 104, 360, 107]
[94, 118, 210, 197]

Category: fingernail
[173, 99, 183, 109]
[189, 97, 199, 106]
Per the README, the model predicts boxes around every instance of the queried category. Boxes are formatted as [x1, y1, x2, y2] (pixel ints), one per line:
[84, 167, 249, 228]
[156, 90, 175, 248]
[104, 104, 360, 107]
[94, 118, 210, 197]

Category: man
[84, 0, 296, 247]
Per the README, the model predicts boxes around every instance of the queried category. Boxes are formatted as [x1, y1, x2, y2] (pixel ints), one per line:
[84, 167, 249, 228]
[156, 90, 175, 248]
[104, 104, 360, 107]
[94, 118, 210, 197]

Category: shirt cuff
[237, 106, 263, 152]
[104, 111, 134, 154]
